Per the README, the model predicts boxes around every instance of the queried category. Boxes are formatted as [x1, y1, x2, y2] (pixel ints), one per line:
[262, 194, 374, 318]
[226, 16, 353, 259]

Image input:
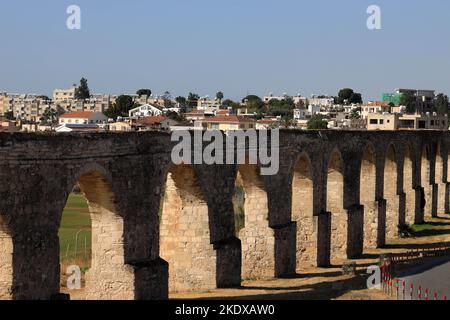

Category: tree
[136, 89, 152, 97]
[162, 91, 173, 108]
[267, 98, 295, 118]
[222, 99, 241, 110]
[216, 91, 224, 102]
[4, 111, 14, 121]
[307, 115, 328, 130]
[338, 88, 362, 105]
[279, 117, 296, 128]
[41, 108, 58, 124]
[175, 96, 187, 105]
[338, 88, 354, 104]
[166, 111, 186, 122]
[242, 95, 265, 113]
[242, 95, 261, 103]
[435, 93, 449, 116]
[74, 77, 90, 100]
[187, 92, 200, 108]
[349, 92, 363, 104]
[400, 91, 416, 114]
[104, 95, 136, 119]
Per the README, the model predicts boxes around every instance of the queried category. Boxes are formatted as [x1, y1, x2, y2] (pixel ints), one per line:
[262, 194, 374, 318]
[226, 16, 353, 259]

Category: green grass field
[59, 193, 92, 267]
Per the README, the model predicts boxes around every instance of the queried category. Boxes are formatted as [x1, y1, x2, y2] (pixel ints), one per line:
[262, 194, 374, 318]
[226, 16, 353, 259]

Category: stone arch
[404, 144, 415, 225]
[436, 143, 446, 214]
[236, 163, 274, 279]
[160, 164, 216, 293]
[421, 145, 433, 219]
[291, 152, 314, 270]
[360, 144, 377, 249]
[327, 149, 346, 261]
[385, 144, 399, 240]
[0, 214, 13, 300]
[62, 165, 134, 300]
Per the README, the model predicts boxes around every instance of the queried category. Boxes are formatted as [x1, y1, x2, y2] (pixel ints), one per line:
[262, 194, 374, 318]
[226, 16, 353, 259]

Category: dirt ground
[65, 215, 450, 300]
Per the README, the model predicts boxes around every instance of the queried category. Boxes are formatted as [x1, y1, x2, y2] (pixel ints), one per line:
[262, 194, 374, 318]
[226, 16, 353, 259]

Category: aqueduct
[0, 130, 448, 299]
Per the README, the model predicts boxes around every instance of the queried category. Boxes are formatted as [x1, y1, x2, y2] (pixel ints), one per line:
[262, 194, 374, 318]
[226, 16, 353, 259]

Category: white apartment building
[197, 97, 221, 110]
[293, 105, 321, 120]
[53, 86, 76, 103]
[367, 113, 448, 131]
[3, 94, 52, 122]
[309, 96, 335, 108]
[58, 94, 112, 113]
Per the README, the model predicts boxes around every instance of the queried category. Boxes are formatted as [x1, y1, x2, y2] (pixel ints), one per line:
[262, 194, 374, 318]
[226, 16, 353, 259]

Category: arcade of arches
[0, 131, 449, 299]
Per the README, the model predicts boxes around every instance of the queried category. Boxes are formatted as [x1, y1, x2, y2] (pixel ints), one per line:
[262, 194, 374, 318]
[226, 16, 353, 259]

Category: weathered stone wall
[160, 165, 217, 293]
[327, 150, 347, 261]
[404, 146, 416, 225]
[0, 130, 448, 299]
[80, 172, 135, 300]
[0, 216, 12, 299]
[237, 165, 275, 279]
[361, 145, 377, 249]
[385, 145, 400, 240]
[291, 153, 315, 269]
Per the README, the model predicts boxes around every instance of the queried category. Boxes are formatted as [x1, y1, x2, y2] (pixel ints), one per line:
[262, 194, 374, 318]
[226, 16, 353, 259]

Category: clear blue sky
[1, 0, 450, 101]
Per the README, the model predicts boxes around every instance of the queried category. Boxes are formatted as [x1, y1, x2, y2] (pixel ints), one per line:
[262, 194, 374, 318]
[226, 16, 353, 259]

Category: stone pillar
[405, 188, 416, 226]
[12, 230, 60, 300]
[347, 205, 364, 259]
[363, 200, 379, 249]
[376, 199, 386, 248]
[431, 184, 438, 217]
[240, 225, 275, 279]
[423, 183, 433, 219]
[84, 212, 135, 300]
[415, 187, 425, 224]
[446, 183, 450, 214]
[330, 208, 348, 261]
[238, 164, 276, 279]
[437, 183, 448, 214]
[274, 222, 296, 278]
[296, 214, 319, 269]
[398, 192, 406, 226]
[0, 219, 13, 300]
[386, 194, 401, 240]
[215, 237, 241, 288]
[131, 258, 168, 300]
[316, 212, 331, 267]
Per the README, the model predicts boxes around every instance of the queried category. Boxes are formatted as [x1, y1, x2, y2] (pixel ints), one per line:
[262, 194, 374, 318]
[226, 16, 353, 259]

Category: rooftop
[60, 111, 99, 119]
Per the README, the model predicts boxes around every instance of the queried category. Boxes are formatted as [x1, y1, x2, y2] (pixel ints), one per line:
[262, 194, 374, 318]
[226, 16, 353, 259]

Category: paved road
[399, 257, 450, 300]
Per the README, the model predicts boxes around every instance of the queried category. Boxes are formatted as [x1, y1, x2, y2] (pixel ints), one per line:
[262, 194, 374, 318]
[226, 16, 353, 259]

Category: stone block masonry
[0, 130, 448, 299]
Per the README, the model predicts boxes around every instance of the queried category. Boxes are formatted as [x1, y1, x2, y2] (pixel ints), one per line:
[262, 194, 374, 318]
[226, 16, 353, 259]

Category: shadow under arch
[326, 148, 346, 261]
[0, 213, 13, 300]
[291, 152, 315, 270]
[384, 143, 399, 240]
[61, 163, 134, 300]
[360, 143, 377, 249]
[159, 164, 217, 293]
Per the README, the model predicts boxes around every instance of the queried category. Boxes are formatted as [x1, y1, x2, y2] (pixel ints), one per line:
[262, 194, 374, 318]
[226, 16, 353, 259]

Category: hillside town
[0, 78, 449, 133]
